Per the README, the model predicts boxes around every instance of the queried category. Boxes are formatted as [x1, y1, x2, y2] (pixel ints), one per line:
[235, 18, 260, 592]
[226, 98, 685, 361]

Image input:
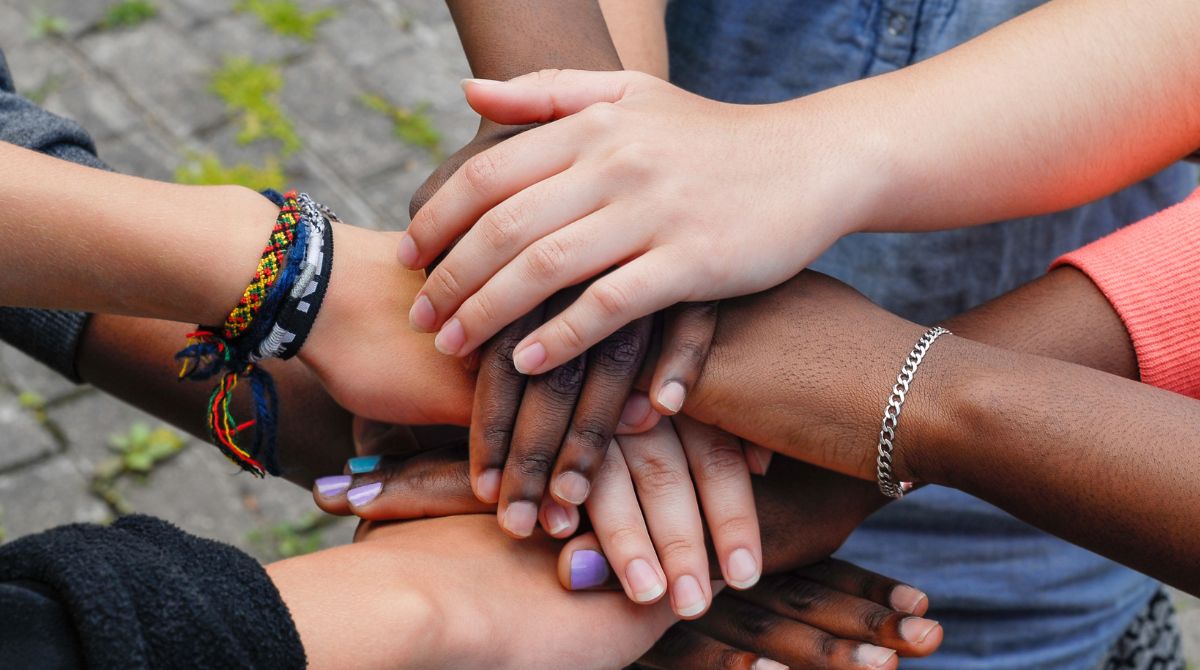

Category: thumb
[462, 69, 640, 125]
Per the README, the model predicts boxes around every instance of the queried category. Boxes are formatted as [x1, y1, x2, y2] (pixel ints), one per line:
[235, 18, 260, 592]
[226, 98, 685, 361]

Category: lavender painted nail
[314, 475, 351, 498]
[347, 482, 382, 507]
[570, 550, 610, 590]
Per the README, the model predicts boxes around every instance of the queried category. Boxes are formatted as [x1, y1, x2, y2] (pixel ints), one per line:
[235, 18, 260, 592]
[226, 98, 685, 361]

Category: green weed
[29, 11, 67, 38]
[360, 93, 441, 158]
[91, 423, 186, 516]
[236, 0, 337, 41]
[102, 0, 157, 29]
[211, 57, 301, 155]
[175, 152, 285, 191]
[247, 512, 336, 560]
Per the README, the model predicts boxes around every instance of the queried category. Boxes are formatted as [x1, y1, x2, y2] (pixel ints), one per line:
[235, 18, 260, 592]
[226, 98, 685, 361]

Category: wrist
[189, 185, 281, 325]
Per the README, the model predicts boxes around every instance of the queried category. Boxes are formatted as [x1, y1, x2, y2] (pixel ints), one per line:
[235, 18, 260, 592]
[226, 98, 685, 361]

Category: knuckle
[594, 327, 645, 371]
[479, 203, 524, 252]
[510, 450, 555, 480]
[568, 417, 613, 455]
[695, 441, 748, 483]
[553, 316, 588, 352]
[463, 151, 500, 194]
[429, 265, 463, 301]
[534, 68, 563, 84]
[654, 535, 698, 564]
[541, 356, 585, 397]
[468, 291, 500, 327]
[710, 514, 757, 542]
[590, 279, 637, 321]
[776, 575, 830, 614]
[604, 523, 647, 551]
[581, 101, 621, 131]
[633, 454, 689, 492]
[523, 236, 571, 282]
[480, 423, 514, 452]
[669, 334, 711, 368]
[859, 606, 895, 636]
[729, 600, 779, 638]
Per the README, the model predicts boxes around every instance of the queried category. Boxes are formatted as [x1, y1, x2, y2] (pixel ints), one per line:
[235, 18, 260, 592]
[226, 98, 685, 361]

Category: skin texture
[423, 0, 721, 541]
[400, 0, 1200, 374]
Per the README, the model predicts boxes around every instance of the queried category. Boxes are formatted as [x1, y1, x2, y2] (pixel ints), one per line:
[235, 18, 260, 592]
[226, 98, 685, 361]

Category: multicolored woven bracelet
[176, 189, 334, 477]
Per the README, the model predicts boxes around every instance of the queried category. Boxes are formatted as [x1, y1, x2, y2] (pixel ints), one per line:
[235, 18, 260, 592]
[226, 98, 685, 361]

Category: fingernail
[346, 482, 383, 507]
[502, 500, 538, 538]
[409, 295, 436, 332]
[347, 455, 382, 474]
[625, 558, 665, 603]
[900, 617, 939, 644]
[671, 574, 707, 618]
[752, 660, 789, 670]
[617, 394, 652, 430]
[545, 502, 571, 536]
[314, 475, 351, 498]
[856, 644, 896, 669]
[475, 468, 501, 504]
[512, 341, 546, 374]
[434, 318, 465, 356]
[746, 444, 773, 476]
[397, 234, 419, 268]
[890, 585, 927, 614]
[461, 77, 502, 89]
[726, 547, 760, 589]
[656, 381, 686, 414]
[553, 471, 590, 505]
[570, 549, 610, 589]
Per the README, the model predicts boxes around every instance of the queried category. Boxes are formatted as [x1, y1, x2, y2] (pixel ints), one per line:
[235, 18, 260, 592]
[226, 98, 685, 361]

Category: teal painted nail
[347, 455, 382, 474]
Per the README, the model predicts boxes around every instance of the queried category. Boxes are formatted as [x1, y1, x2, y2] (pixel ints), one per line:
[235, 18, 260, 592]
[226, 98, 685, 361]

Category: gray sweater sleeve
[0, 50, 111, 382]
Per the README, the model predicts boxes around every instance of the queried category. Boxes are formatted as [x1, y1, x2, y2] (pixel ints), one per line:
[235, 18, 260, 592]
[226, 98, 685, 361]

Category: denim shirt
[666, 2, 1198, 669]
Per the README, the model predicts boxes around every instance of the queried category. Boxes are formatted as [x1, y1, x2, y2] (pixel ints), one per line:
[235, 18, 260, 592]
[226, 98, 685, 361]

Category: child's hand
[403, 69, 873, 374]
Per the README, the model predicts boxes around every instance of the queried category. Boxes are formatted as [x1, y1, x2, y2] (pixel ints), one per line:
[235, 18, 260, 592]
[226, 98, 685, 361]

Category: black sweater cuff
[0, 515, 306, 669]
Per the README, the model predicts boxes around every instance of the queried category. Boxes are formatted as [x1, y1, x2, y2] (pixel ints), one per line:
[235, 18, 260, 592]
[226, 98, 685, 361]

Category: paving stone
[3, 38, 73, 97]
[96, 128, 179, 182]
[13, 0, 108, 38]
[0, 343, 77, 401]
[280, 48, 409, 181]
[320, 1, 410, 72]
[0, 2, 34, 54]
[0, 455, 108, 540]
[282, 152, 383, 228]
[46, 390, 168, 475]
[81, 22, 224, 138]
[158, 0, 230, 27]
[359, 161, 435, 231]
[0, 387, 59, 472]
[191, 12, 311, 64]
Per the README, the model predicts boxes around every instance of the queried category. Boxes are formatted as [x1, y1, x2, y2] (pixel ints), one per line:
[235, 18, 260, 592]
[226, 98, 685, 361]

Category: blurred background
[0, 1, 1195, 664]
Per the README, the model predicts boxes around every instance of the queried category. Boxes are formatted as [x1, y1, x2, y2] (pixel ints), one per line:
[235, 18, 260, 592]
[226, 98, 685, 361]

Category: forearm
[807, 0, 1200, 234]
[0, 142, 275, 324]
[599, 0, 669, 77]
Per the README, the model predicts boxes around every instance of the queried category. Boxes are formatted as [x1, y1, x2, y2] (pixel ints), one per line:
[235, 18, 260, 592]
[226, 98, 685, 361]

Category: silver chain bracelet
[876, 326, 951, 499]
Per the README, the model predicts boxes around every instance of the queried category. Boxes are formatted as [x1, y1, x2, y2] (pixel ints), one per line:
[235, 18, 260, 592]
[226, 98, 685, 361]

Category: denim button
[887, 12, 909, 36]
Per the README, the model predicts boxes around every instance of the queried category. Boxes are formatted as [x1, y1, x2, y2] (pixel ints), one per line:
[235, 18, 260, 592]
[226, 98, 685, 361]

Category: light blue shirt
[666, 2, 1198, 668]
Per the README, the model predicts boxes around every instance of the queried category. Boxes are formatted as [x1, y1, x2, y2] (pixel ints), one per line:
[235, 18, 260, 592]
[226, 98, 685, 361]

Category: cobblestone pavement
[0, 0, 1196, 666]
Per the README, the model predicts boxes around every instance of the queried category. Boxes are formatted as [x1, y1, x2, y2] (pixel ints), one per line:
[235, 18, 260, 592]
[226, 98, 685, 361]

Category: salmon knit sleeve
[1051, 187, 1200, 397]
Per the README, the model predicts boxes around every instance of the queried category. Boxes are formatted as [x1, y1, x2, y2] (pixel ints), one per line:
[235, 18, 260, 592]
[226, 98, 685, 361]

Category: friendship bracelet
[875, 326, 951, 499]
[176, 190, 335, 477]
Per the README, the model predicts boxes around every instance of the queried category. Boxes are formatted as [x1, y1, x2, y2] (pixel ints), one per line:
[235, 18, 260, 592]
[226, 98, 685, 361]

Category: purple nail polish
[570, 549, 610, 590]
[314, 475, 351, 498]
[347, 482, 382, 507]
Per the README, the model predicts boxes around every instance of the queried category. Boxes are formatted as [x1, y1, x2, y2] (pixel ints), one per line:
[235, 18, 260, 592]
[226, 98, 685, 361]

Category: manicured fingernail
[570, 549, 610, 589]
[475, 468, 501, 503]
[314, 475, 351, 498]
[625, 558, 665, 603]
[671, 575, 707, 618]
[656, 381, 686, 414]
[856, 644, 896, 668]
[397, 234, 419, 268]
[434, 318, 465, 355]
[900, 617, 939, 644]
[346, 482, 382, 507]
[617, 394, 652, 430]
[752, 660, 788, 670]
[890, 585, 927, 614]
[553, 471, 590, 505]
[544, 502, 571, 536]
[347, 455, 382, 474]
[502, 500, 538, 538]
[512, 341, 546, 374]
[726, 547, 760, 589]
[461, 77, 502, 89]
[409, 294, 436, 332]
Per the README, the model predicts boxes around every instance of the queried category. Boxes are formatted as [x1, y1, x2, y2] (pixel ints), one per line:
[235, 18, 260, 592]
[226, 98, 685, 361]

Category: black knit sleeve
[0, 48, 110, 381]
[0, 515, 306, 670]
